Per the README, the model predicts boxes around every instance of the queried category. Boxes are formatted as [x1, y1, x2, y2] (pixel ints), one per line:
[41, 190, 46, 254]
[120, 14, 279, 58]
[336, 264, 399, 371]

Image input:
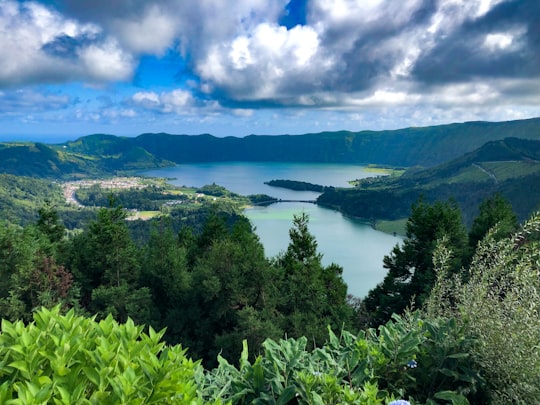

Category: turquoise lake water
[143, 162, 402, 298]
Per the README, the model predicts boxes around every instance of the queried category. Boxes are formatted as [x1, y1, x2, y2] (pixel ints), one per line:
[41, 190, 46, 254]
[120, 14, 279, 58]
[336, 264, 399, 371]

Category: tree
[363, 198, 468, 326]
[468, 193, 517, 251]
[64, 202, 150, 323]
[36, 202, 65, 245]
[174, 216, 281, 365]
[140, 220, 191, 329]
[275, 213, 352, 345]
[68, 203, 139, 291]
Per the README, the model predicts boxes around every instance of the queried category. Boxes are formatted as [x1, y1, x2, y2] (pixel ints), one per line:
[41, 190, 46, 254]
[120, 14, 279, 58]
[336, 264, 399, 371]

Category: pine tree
[363, 199, 468, 326]
[276, 213, 352, 345]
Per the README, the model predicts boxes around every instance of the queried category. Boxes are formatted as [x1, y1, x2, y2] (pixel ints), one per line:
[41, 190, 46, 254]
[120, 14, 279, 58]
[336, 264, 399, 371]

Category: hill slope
[317, 137, 540, 224]
[0, 141, 171, 179]
[129, 118, 540, 167]
[1, 117, 540, 180]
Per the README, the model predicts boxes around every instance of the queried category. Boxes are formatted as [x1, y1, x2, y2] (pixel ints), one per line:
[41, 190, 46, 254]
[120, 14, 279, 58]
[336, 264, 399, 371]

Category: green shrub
[203, 313, 479, 404]
[0, 306, 210, 404]
[426, 212, 540, 403]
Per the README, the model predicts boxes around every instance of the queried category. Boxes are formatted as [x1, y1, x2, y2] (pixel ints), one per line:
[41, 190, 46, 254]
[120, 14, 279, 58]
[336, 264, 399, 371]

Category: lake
[143, 162, 402, 298]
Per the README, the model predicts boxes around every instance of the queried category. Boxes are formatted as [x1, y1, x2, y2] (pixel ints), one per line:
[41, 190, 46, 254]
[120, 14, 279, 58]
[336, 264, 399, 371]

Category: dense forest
[1, 187, 539, 403]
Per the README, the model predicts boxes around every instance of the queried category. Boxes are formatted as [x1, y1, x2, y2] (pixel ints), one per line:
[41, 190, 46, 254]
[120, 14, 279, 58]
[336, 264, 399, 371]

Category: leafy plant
[0, 306, 211, 404]
[203, 312, 479, 404]
[426, 212, 540, 403]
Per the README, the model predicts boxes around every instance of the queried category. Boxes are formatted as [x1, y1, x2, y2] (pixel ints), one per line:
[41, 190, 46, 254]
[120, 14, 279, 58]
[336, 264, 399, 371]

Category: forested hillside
[318, 137, 540, 226]
[108, 117, 540, 167]
[131, 118, 540, 167]
[2, 117, 540, 179]
[0, 139, 171, 179]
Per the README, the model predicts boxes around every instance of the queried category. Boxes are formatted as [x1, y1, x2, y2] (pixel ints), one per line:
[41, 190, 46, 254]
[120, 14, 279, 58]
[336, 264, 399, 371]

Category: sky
[0, 0, 539, 141]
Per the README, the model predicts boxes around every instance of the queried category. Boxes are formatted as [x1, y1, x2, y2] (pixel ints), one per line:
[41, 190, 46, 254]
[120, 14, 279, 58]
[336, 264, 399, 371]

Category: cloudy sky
[1, 0, 539, 140]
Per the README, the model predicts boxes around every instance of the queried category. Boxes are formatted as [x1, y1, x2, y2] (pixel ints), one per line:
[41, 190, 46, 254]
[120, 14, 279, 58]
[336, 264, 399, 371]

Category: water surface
[143, 162, 401, 298]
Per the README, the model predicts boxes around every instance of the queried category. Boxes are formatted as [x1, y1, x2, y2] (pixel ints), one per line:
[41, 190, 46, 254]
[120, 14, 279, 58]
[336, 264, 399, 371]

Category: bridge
[252, 199, 317, 206]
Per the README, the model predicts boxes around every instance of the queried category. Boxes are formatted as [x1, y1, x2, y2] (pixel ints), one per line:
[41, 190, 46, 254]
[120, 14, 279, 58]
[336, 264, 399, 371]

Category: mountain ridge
[317, 137, 540, 224]
[105, 117, 540, 167]
[0, 117, 539, 180]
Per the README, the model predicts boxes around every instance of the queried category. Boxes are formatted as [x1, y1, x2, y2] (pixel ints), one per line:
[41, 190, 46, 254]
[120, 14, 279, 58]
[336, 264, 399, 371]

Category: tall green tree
[468, 193, 518, 251]
[275, 213, 352, 345]
[36, 202, 65, 246]
[64, 202, 152, 324]
[363, 199, 468, 326]
[180, 216, 281, 365]
[140, 220, 191, 330]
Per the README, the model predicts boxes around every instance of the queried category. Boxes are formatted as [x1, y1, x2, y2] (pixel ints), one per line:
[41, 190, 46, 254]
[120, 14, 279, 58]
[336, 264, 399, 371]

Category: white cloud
[132, 88, 194, 114]
[79, 40, 134, 82]
[0, 1, 134, 87]
[160, 89, 193, 113]
[133, 91, 160, 105]
[110, 5, 177, 55]
[483, 29, 525, 52]
[197, 22, 323, 99]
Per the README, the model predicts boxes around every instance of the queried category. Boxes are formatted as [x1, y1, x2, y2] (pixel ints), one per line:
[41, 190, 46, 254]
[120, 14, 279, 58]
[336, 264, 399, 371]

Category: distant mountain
[1, 117, 540, 178]
[0, 140, 171, 179]
[317, 137, 540, 224]
[128, 117, 540, 167]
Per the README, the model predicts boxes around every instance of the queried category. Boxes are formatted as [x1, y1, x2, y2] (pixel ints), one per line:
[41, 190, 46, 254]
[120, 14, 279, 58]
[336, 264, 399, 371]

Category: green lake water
[143, 162, 402, 298]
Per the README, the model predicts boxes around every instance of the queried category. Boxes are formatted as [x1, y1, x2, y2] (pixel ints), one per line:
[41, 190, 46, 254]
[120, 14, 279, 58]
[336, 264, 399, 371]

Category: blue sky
[1, 0, 539, 141]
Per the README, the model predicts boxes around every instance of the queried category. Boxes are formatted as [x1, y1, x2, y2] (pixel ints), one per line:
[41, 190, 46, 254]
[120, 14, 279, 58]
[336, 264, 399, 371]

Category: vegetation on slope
[131, 118, 540, 167]
[2, 209, 538, 403]
[3, 117, 540, 179]
[318, 137, 540, 226]
[0, 140, 172, 180]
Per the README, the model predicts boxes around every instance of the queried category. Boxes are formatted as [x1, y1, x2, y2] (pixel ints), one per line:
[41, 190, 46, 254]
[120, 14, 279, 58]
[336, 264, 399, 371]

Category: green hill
[0, 174, 64, 224]
[1, 117, 540, 179]
[130, 118, 540, 167]
[0, 140, 171, 179]
[317, 137, 540, 225]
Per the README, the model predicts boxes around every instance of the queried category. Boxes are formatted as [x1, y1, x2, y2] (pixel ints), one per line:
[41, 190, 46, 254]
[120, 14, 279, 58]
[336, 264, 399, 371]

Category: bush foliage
[426, 212, 540, 403]
[0, 307, 481, 404]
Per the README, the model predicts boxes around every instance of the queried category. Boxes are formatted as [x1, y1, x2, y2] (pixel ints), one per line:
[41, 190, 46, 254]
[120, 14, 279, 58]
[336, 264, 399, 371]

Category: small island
[264, 179, 334, 192]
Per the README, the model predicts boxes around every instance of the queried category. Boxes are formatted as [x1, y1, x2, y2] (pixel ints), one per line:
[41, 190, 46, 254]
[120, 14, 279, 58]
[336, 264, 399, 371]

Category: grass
[482, 161, 540, 181]
[126, 210, 161, 221]
[374, 218, 408, 236]
[365, 164, 406, 176]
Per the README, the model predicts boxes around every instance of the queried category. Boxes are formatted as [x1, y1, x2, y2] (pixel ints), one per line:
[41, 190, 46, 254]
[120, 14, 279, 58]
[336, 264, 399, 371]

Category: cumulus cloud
[2, 0, 540, 136]
[0, 1, 134, 87]
[132, 88, 195, 114]
[197, 22, 324, 100]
